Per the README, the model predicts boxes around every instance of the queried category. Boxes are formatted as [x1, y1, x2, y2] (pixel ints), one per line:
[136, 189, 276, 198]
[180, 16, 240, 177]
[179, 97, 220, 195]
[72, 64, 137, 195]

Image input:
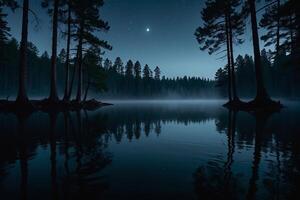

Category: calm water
[0, 100, 300, 200]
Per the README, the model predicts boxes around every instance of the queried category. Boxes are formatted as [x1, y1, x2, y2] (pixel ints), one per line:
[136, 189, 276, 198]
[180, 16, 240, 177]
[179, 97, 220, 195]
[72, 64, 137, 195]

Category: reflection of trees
[0, 110, 111, 200]
[0, 104, 300, 199]
[89, 104, 221, 143]
[67, 110, 112, 200]
[198, 107, 300, 199]
[17, 112, 30, 200]
[246, 112, 270, 200]
[194, 111, 240, 200]
[49, 112, 58, 200]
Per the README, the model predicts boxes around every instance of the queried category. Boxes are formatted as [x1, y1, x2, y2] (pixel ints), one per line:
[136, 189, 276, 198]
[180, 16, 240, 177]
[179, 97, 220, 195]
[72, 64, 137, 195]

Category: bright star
[146, 28, 150, 32]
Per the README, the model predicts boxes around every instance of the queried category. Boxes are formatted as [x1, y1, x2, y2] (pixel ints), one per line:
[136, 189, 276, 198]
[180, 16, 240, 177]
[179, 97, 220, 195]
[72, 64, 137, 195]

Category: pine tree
[113, 57, 123, 74]
[72, 0, 112, 103]
[245, 0, 278, 106]
[104, 58, 112, 70]
[154, 66, 161, 80]
[143, 64, 150, 79]
[0, 8, 10, 46]
[125, 60, 134, 78]
[61, 0, 74, 101]
[259, 0, 286, 57]
[83, 47, 106, 101]
[134, 61, 142, 79]
[16, 0, 30, 107]
[195, 0, 245, 103]
[0, 1, 17, 62]
[42, 0, 60, 103]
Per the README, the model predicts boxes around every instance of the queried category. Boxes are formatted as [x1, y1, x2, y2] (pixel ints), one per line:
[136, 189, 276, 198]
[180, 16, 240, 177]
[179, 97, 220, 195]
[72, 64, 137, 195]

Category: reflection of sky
[6, 0, 272, 79]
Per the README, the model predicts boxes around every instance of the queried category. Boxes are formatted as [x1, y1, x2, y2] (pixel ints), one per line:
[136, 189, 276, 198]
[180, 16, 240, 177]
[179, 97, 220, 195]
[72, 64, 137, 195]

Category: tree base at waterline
[223, 99, 248, 110]
[0, 99, 112, 113]
[224, 98, 283, 112]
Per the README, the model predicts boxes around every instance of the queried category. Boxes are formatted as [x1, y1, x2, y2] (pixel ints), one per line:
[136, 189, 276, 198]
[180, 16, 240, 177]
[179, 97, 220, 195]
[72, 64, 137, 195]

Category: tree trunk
[225, 14, 232, 102]
[63, 3, 71, 101]
[49, 0, 59, 102]
[228, 11, 239, 101]
[16, 0, 29, 105]
[67, 54, 77, 100]
[248, 0, 270, 103]
[76, 23, 84, 103]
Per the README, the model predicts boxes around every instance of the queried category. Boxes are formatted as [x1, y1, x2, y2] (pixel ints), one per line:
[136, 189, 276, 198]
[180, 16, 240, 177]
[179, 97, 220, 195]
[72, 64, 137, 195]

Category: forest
[0, 40, 215, 99]
[0, 0, 299, 111]
[0, 1, 300, 199]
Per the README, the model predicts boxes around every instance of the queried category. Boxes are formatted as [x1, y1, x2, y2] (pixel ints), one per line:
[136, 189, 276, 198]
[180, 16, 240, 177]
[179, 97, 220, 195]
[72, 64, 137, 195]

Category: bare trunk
[76, 23, 83, 103]
[228, 11, 239, 101]
[49, 0, 59, 102]
[63, 3, 71, 101]
[248, 0, 270, 102]
[16, 0, 29, 105]
[67, 50, 78, 100]
[225, 14, 232, 102]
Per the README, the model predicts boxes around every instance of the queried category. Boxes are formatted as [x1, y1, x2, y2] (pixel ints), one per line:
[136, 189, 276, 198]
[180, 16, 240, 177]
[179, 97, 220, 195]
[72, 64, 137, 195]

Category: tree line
[1, 0, 299, 108]
[0, 0, 112, 109]
[99, 57, 215, 98]
[0, 40, 216, 99]
[0, 0, 217, 105]
[215, 49, 299, 98]
[195, 0, 299, 107]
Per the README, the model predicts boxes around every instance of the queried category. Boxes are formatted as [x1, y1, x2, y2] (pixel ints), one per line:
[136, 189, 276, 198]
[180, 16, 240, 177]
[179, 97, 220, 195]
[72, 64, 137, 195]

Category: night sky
[6, 0, 263, 79]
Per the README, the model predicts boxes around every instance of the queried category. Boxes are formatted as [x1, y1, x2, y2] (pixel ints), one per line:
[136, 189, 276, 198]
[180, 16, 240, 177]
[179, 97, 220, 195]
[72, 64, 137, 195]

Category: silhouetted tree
[83, 47, 106, 101]
[259, 0, 284, 57]
[215, 67, 228, 97]
[235, 54, 255, 97]
[154, 66, 161, 80]
[104, 58, 112, 70]
[125, 60, 133, 78]
[16, 0, 30, 107]
[245, 0, 278, 106]
[62, 0, 73, 101]
[143, 64, 151, 79]
[113, 57, 123, 74]
[42, 0, 60, 103]
[134, 61, 141, 79]
[0, 8, 9, 46]
[0, 0, 17, 46]
[72, 0, 112, 103]
[195, 0, 245, 103]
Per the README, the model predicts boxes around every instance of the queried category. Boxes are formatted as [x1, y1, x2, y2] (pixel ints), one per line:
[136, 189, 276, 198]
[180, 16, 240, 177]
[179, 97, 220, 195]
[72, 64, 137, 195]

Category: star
[146, 27, 150, 32]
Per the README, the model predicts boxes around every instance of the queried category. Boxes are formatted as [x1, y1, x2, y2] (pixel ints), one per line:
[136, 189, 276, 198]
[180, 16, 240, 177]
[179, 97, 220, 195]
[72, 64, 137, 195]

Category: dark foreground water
[0, 100, 300, 200]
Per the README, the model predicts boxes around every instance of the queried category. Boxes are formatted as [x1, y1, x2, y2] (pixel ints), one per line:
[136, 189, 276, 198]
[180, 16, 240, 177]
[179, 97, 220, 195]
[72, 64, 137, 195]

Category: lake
[0, 100, 299, 200]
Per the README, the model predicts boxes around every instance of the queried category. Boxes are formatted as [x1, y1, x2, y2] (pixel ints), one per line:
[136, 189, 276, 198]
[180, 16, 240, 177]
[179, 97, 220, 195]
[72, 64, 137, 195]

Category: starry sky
[6, 0, 264, 79]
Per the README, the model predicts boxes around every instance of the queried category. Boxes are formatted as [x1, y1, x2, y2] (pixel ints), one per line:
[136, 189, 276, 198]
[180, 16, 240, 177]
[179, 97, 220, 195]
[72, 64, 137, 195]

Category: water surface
[0, 100, 300, 199]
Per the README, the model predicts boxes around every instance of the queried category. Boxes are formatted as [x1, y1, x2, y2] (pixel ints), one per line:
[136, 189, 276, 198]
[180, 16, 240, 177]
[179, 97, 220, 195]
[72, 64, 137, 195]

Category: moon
[146, 27, 150, 32]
